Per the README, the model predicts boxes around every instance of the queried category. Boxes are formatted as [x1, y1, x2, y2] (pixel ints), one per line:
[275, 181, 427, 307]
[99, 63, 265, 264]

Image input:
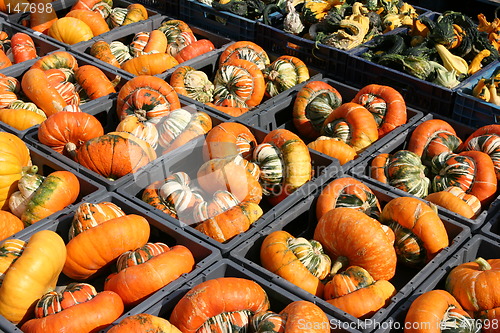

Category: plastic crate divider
[111, 259, 362, 333]
[377, 235, 500, 333]
[0, 191, 221, 333]
[116, 121, 342, 255]
[229, 175, 471, 333]
[71, 15, 233, 79]
[480, 208, 500, 242]
[452, 60, 500, 128]
[349, 112, 500, 232]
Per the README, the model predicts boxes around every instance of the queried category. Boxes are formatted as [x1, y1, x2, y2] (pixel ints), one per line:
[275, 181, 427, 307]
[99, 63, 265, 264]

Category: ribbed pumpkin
[263, 55, 310, 98]
[316, 176, 381, 221]
[0, 109, 45, 131]
[203, 122, 257, 161]
[370, 150, 430, 198]
[0, 211, 24, 241]
[404, 290, 479, 333]
[314, 207, 397, 281]
[307, 136, 357, 165]
[117, 75, 181, 121]
[321, 102, 379, 153]
[0, 132, 31, 210]
[380, 197, 449, 267]
[293, 80, 343, 139]
[323, 265, 396, 319]
[75, 132, 156, 180]
[121, 53, 179, 76]
[38, 111, 104, 158]
[407, 119, 462, 166]
[21, 283, 124, 332]
[0, 75, 20, 108]
[253, 129, 312, 205]
[169, 277, 270, 333]
[260, 230, 331, 297]
[351, 84, 407, 137]
[48, 17, 94, 45]
[445, 258, 500, 312]
[104, 242, 195, 306]
[430, 151, 497, 205]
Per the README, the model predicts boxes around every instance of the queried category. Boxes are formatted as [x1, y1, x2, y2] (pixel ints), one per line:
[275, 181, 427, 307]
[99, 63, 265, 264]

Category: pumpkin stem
[65, 142, 78, 159]
[135, 109, 148, 122]
[268, 70, 279, 81]
[475, 257, 491, 271]
[330, 256, 349, 275]
[22, 165, 38, 175]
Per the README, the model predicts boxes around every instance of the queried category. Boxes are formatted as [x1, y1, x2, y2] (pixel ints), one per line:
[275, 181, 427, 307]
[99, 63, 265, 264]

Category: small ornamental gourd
[169, 277, 270, 333]
[380, 197, 449, 267]
[351, 84, 407, 137]
[260, 230, 331, 297]
[316, 176, 381, 221]
[0, 230, 66, 324]
[370, 150, 430, 198]
[8, 166, 44, 218]
[445, 258, 500, 313]
[404, 290, 479, 333]
[430, 151, 497, 205]
[323, 265, 396, 319]
[314, 208, 397, 281]
[108, 314, 182, 333]
[293, 80, 343, 139]
[253, 129, 312, 205]
[104, 242, 195, 306]
[407, 119, 462, 166]
[321, 102, 379, 153]
[21, 283, 124, 332]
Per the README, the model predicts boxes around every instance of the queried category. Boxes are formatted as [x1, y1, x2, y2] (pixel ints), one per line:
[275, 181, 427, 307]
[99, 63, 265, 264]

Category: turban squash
[21, 283, 123, 332]
[292, 80, 342, 139]
[263, 55, 310, 98]
[69, 201, 125, 239]
[0, 230, 66, 324]
[170, 66, 215, 104]
[202, 122, 257, 161]
[461, 124, 500, 180]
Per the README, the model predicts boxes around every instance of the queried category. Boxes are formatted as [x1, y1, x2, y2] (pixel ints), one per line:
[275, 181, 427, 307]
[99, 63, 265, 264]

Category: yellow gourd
[435, 44, 468, 75]
[468, 49, 491, 75]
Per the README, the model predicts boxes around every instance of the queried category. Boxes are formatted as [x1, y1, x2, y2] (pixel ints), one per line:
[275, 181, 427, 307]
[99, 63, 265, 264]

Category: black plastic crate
[377, 234, 500, 333]
[453, 60, 500, 128]
[0, 50, 124, 139]
[161, 45, 322, 122]
[0, 191, 221, 333]
[229, 176, 470, 333]
[178, 0, 280, 41]
[480, 208, 500, 242]
[117, 122, 342, 254]
[24, 95, 234, 191]
[71, 14, 232, 79]
[240, 77, 424, 174]
[107, 259, 361, 333]
[134, 0, 176, 17]
[349, 113, 500, 231]
[8, 0, 159, 49]
[1, 140, 106, 242]
[0, 20, 62, 74]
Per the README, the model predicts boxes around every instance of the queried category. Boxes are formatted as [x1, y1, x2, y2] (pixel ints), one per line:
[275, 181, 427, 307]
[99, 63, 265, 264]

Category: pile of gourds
[24, 0, 150, 44]
[0, 51, 118, 132]
[0, 132, 81, 240]
[142, 122, 313, 243]
[260, 175, 450, 319]
[91, 19, 217, 76]
[170, 40, 310, 116]
[369, 120, 500, 219]
[292, 81, 407, 165]
[0, 198, 198, 332]
[404, 257, 500, 333]
[361, 11, 499, 88]
[471, 66, 500, 106]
